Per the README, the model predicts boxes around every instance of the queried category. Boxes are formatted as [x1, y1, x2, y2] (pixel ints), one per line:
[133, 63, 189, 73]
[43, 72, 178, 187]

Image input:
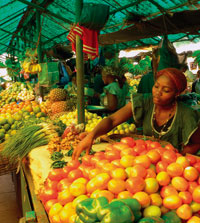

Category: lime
[3, 124, 10, 131]
[13, 113, 23, 121]
[0, 129, 6, 134]
[0, 117, 7, 125]
[0, 132, 5, 140]
[33, 106, 41, 114]
[11, 124, 17, 130]
[7, 117, 15, 125]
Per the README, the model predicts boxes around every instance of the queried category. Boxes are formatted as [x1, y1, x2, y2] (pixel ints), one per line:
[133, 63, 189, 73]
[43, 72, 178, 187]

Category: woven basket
[0, 144, 17, 176]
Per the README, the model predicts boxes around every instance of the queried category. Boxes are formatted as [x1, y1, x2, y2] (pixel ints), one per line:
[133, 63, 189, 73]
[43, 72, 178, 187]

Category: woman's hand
[182, 144, 200, 155]
[72, 133, 94, 160]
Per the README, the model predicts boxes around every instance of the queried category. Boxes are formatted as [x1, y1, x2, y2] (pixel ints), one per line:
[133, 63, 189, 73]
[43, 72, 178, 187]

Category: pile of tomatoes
[39, 137, 200, 223]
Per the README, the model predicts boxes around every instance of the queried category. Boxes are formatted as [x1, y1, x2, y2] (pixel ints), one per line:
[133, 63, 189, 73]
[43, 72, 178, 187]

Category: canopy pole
[36, 10, 43, 98]
[75, 0, 85, 124]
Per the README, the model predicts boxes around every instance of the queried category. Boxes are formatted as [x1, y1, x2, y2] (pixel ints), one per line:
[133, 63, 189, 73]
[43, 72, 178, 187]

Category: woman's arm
[72, 102, 133, 160]
[182, 124, 200, 155]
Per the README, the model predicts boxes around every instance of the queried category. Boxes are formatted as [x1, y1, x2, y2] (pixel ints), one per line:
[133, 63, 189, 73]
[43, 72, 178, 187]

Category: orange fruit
[163, 194, 182, 209]
[144, 178, 159, 194]
[188, 181, 198, 194]
[192, 185, 200, 203]
[110, 167, 127, 180]
[133, 191, 151, 208]
[176, 156, 190, 168]
[176, 204, 192, 220]
[128, 164, 147, 178]
[149, 193, 163, 206]
[179, 191, 192, 204]
[162, 150, 177, 164]
[146, 149, 161, 164]
[166, 162, 184, 177]
[117, 191, 133, 199]
[120, 155, 135, 168]
[187, 216, 200, 223]
[107, 179, 126, 194]
[171, 176, 189, 192]
[134, 154, 151, 168]
[160, 185, 178, 198]
[183, 166, 199, 182]
[156, 171, 171, 186]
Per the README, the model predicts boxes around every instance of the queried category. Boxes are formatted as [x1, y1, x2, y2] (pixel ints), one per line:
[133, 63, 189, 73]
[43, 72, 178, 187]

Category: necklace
[152, 103, 176, 139]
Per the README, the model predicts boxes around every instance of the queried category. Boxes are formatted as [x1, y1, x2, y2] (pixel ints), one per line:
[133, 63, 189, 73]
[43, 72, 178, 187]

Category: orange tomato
[183, 166, 199, 182]
[162, 150, 177, 164]
[145, 168, 156, 178]
[188, 181, 198, 194]
[171, 176, 189, 192]
[163, 195, 182, 209]
[192, 185, 200, 203]
[176, 156, 190, 168]
[179, 191, 192, 204]
[88, 168, 102, 180]
[187, 216, 200, 223]
[44, 199, 58, 213]
[101, 163, 116, 173]
[156, 171, 171, 186]
[125, 176, 145, 194]
[69, 182, 86, 197]
[110, 167, 127, 180]
[166, 162, 184, 177]
[144, 178, 159, 194]
[120, 155, 135, 168]
[95, 159, 109, 169]
[57, 188, 74, 205]
[96, 190, 114, 202]
[176, 204, 192, 220]
[134, 154, 151, 168]
[146, 149, 161, 164]
[149, 193, 163, 206]
[117, 191, 133, 199]
[133, 191, 151, 208]
[120, 148, 137, 157]
[67, 169, 83, 182]
[49, 203, 63, 218]
[59, 206, 76, 223]
[128, 164, 147, 178]
[107, 179, 126, 194]
[160, 185, 178, 198]
[156, 160, 168, 173]
[186, 154, 197, 165]
[132, 144, 146, 155]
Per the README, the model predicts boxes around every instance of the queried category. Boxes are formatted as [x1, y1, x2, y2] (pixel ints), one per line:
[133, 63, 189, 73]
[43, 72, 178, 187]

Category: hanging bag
[79, 3, 110, 30]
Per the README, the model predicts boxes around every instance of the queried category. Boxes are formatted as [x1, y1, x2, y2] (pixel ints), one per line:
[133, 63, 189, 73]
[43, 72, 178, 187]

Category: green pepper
[120, 198, 142, 222]
[76, 197, 109, 223]
[97, 200, 134, 223]
[51, 151, 64, 161]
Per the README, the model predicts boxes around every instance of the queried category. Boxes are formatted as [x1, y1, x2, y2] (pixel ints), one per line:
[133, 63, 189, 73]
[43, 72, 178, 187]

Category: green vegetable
[51, 151, 64, 161]
[161, 211, 181, 223]
[138, 217, 164, 223]
[76, 197, 109, 223]
[97, 199, 134, 223]
[51, 160, 67, 169]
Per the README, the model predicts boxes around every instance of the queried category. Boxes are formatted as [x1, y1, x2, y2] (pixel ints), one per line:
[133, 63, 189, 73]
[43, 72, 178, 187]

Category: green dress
[131, 93, 200, 151]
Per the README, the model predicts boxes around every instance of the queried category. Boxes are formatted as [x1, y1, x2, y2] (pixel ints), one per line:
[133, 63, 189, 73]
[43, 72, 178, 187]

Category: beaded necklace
[152, 103, 176, 139]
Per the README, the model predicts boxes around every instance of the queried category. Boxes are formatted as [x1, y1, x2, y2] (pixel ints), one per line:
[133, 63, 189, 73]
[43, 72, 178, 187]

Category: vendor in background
[64, 72, 77, 96]
[192, 70, 200, 94]
[73, 67, 200, 160]
[100, 66, 129, 112]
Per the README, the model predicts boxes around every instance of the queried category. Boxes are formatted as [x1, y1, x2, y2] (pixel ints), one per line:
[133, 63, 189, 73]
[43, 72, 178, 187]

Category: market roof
[1, 0, 200, 58]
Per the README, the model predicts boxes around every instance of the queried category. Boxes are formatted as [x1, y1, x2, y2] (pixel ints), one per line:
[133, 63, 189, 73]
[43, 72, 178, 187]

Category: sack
[157, 35, 180, 71]
[38, 62, 59, 87]
[79, 3, 110, 30]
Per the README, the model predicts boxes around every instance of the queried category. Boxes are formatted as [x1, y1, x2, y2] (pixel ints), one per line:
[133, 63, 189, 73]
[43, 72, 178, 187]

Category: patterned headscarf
[156, 68, 187, 94]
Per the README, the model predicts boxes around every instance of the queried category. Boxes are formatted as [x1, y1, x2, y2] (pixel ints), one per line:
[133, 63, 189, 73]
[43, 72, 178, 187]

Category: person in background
[73, 67, 200, 160]
[192, 70, 200, 94]
[100, 66, 128, 112]
[181, 64, 195, 83]
[64, 72, 77, 96]
[137, 61, 155, 93]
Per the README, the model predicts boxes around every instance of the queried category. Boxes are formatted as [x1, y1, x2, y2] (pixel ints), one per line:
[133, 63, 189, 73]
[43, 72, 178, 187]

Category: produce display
[38, 137, 200, 223]
[0, 82, 35, 107]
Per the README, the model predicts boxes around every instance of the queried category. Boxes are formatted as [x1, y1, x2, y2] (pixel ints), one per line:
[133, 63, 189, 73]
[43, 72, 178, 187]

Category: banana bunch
[22, 60, 41, 74]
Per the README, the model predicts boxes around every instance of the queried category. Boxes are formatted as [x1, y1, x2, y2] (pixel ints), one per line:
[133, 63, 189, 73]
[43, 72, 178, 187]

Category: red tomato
[63, 166, 73, 177]
[120, 137, 136, 148]
[48, 168, 66, 181]
[67, 160, 80, 169]
[57, 179, 71, 192]
[80, 165, 93, 179]
[104, 150, 121, 161]
[81, 154, 93, 166]
[162, 150, 177, 164]
[44, 199, 58, 213]
[132, 145, 146, 155]
[148, 141, 161, 150]
[193, 162, 200, 173]
[68, 169, 83, 182]
[39, 188, 58, 203]
[44, 179, 58, 191]
[186, 154, 197, 165]
[156, 160, 168, 173]
[91, 156, 103, 166]
[94, 151, 106, 159]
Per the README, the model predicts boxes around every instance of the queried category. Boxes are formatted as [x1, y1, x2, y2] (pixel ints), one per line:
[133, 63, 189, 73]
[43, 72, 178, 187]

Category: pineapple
[49, 88, 67, 101]
[51, 101, 68, 114]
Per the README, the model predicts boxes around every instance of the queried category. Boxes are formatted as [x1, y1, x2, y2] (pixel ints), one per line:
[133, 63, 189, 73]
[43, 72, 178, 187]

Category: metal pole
[75, 0, 85, 124]
[36, 10, 43, 98]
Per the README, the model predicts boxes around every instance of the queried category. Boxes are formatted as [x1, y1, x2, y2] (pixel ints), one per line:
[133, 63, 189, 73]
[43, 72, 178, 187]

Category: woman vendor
[73, 68, 200, 160]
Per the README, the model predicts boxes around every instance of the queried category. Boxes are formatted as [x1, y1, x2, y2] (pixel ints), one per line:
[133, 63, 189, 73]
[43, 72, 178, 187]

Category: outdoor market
[2, 1, 200, 223]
